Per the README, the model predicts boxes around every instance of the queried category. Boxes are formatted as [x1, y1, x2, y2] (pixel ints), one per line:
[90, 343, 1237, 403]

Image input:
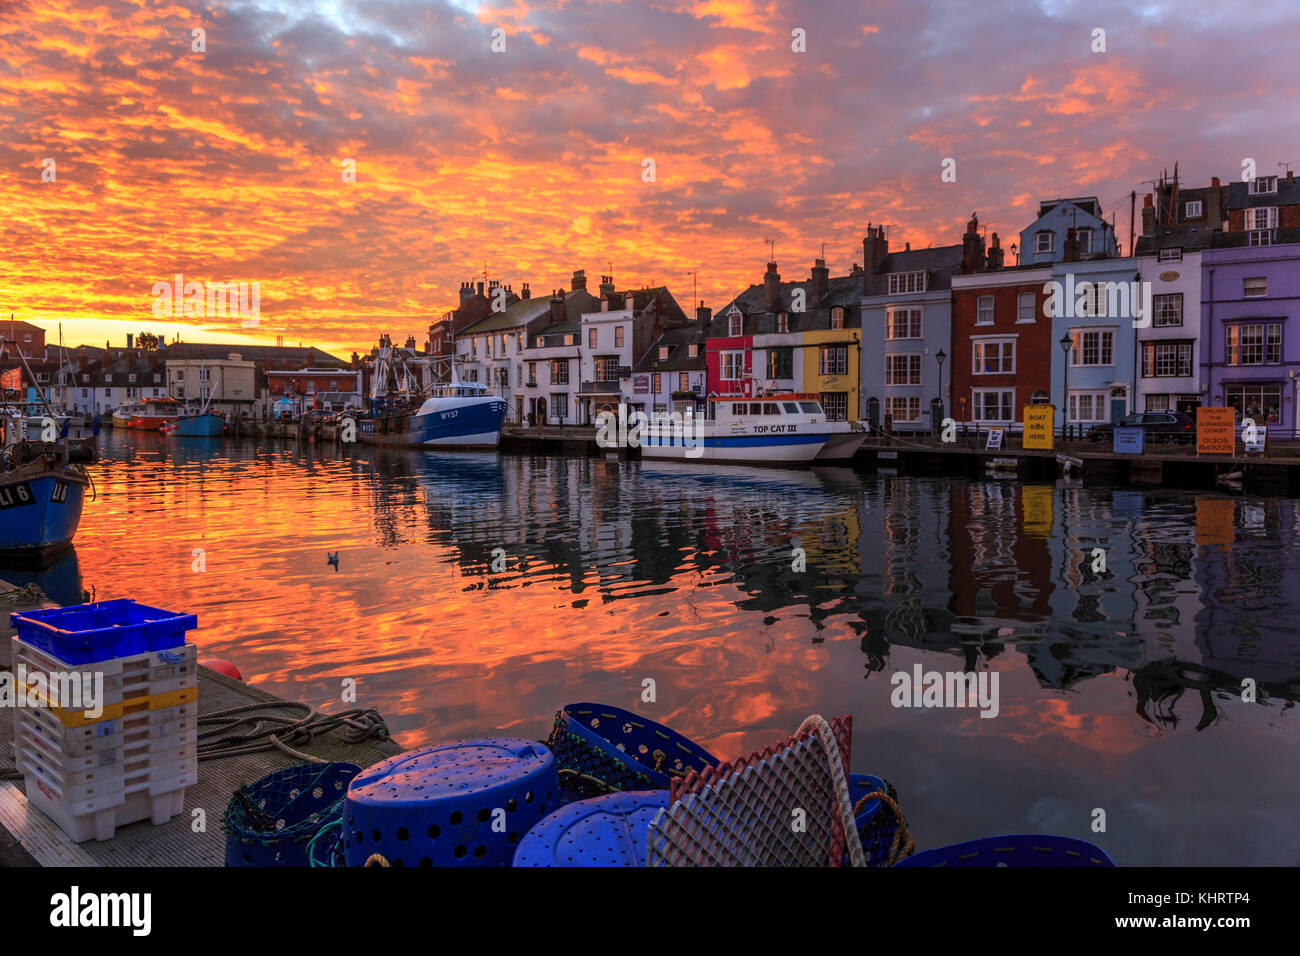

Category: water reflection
[8, 429, 1296, 864]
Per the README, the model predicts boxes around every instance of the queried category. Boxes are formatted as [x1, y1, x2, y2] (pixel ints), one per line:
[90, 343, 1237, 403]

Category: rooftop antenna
[764, 238, 777, 261]
[687, 270, 698, 307]
[1281, 161, 1300, 174]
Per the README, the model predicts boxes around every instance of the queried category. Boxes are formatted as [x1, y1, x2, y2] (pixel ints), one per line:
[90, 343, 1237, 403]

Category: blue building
[1019, 197, 1120, 266]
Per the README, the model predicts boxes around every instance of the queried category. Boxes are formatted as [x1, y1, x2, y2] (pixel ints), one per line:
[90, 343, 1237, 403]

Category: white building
[1135, 229, 1208, 415]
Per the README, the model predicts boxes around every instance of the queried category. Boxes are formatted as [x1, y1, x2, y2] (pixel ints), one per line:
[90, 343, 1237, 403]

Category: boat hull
[814, 429, 868, 462]
[640, 427, 828, 464]
[167, 413, 224, 437]
[360, 396, 508, 449]
[0, 469, 87, 557]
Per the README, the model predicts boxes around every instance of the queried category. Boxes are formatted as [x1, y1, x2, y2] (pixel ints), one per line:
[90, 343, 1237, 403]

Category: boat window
[799, 401, 822, 414]
[731, 403, 746, 415]
[782, 402, 799, 414]
[763, 403, 778, 415]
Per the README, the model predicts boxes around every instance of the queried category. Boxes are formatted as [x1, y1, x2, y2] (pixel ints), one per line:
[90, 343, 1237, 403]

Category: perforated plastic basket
[342, 738, 557, 867]
[892, 834, 1116, 867]
[513, 790, 670, 867]
[549, 703, 717, 793]
[223, 762, 361, 867]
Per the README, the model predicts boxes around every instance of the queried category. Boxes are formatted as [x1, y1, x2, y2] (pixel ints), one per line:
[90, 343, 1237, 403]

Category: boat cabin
[708, 393, 826, 422]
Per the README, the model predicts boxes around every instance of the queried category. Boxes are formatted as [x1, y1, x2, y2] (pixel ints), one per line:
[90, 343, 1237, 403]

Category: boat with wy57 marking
[641, 393, 832, 465]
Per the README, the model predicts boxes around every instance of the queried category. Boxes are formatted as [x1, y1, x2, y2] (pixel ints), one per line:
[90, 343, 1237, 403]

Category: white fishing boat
[641, 393, 831, 465]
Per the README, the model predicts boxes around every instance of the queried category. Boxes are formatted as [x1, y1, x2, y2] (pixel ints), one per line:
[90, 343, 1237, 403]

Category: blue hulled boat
[164, 411, 225, 436]
[0, 450, 90, 558]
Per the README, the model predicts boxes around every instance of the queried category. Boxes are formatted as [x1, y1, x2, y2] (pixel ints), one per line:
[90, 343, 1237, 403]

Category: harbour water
[6, 430, 1299, 865]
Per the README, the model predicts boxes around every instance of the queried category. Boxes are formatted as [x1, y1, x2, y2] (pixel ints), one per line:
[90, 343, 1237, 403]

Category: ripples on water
[6, 431, 1299, 865]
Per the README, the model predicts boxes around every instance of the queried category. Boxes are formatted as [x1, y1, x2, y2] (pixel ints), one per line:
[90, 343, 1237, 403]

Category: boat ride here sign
[1113, 426, 1144, 455]
[1196, 407, 1235, 455]
[1022, 405, 1054, 450]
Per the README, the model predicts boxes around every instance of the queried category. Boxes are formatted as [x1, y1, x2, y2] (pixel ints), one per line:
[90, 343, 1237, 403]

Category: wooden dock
[0, 581, 403, 867]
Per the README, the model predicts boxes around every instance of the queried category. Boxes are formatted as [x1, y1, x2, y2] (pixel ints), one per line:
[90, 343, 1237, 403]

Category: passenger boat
[815, 420, 869, 463]
[641, 394, 831, 465]
[113, 396, 182, 430]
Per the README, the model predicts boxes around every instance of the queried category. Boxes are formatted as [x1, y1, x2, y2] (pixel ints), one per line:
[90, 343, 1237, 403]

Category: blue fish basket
[223, 762, 361, 867]
[849, 773, 909, 866]
[893, 834, 1116, 867]
[513, 790, 670, 867]
[548, 703, 718, 793]
[11, 599, 196, 666]
[341, 738, 557, 867]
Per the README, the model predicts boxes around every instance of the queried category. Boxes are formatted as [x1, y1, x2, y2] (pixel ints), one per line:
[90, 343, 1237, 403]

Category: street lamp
[1059, 332, 1073, 441]
[935, 349, 946, 437]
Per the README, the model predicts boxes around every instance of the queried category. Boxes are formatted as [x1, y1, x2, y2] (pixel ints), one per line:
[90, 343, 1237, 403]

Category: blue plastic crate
[10, 599, 197, 666]
[893, 833, 1116, 867]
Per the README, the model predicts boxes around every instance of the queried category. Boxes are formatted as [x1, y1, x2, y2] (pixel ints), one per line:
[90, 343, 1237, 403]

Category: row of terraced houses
[432, 169, 1300, 435]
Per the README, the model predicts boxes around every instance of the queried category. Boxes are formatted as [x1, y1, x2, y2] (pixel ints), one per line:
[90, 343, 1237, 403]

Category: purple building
[1202, 236, 1300, 436]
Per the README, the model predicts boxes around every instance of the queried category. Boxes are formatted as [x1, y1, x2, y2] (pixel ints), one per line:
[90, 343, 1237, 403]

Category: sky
[2, 0, 1298, 356]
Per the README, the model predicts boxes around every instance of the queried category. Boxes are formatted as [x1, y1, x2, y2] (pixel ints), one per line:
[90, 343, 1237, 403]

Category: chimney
[624, 291, 636, 311]
[459, 282, 474, 305]
[405, 336, 416, 351]
[550, 289, 565, 324]
[599, 275, 615, 298]
[696, 301, 712, 329]
[1142, 194, 1155, 236]
[476, 281, 485, 297]
[862, 223, 888, 285]
[521, 283, 531, 299]
[126, 333, 134, 349]
[1211, 176, 1220, 187]
[1063, 226, 1081, 263]
[961, 214, 986, 274]
[987, 233, 1004, 270]
[809, 258, 829, 301]
[763, 262, 781, 311]
[571, 269, 587, 292]
[1289, 171, 1296, 185]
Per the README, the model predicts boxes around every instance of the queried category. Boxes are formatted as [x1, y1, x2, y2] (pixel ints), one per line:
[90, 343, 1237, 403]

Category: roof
[1227, 176, 1300, 210]
[708, 270, 863, 337]
[459, 296, 551, 335]
[1134, 222, 1218, 255]
[1035, 197, 1102, 219]
[632, 325, 706, 373]
[864, 244, 964, 297]
[157, 343, 348, 366]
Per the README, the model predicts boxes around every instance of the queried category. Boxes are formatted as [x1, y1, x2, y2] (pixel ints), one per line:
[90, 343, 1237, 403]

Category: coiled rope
[198, 701, 390, 763]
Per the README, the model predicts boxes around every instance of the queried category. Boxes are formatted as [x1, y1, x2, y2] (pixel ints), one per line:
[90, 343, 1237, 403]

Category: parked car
[1089, 411, 1197, 444]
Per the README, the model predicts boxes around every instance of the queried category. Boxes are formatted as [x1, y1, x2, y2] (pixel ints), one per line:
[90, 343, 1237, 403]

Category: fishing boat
[113, 396, 182, 430]
[641, 393, 831, 465]
[161, 381, 225, 437]
[359, 340, 507, 449]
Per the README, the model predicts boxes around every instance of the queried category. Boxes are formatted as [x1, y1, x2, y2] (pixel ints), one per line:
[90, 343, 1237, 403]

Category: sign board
[632, 375, 650, 394]
[1113, 426, 1145, 455]
[1196, 407, 1235, 455]
[1022, 405, 1054, 450]
[984, 427, 1004, 450]
[878, 451, 899, 460]
[1244, 424, 1268, 454]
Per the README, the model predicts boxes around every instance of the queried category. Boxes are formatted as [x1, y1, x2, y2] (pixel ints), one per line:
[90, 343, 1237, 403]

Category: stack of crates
[8, 599, 199, 842]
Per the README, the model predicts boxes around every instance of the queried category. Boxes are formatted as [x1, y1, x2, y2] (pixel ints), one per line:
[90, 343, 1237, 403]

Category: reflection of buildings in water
[1126, 497, 1204, 667]
[1193, 498, 1300, 685]
[950, 481, 1054, 621]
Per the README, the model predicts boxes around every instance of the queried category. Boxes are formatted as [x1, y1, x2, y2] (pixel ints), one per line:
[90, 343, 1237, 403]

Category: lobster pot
[513, 790, 669, 867]
[848, 773, 906, 867]
[223, 762, 361, 867]
[547, 703, 717, 793]
[342, 738, 557, 867]
[893, 834, 1116, 867]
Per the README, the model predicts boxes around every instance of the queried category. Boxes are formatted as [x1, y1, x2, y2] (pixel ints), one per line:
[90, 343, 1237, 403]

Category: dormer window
[776, 312, 789, 333]
[1184, 200, 1203, 218]
[728, 313, 742, 337]
[658, 346, 670, 360]
[1035, 231, 1054, 254]
[1249, 175, 1278, 195]
[887, 271, 926, 295]
[830, 307, 845, 330]
[688, 344, 699, 358]
[1158, 247, 1183, 262]
[1076, 228, 1093, 255]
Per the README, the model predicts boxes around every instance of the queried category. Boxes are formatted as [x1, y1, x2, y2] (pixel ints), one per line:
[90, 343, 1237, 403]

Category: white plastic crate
[24, 770, 187, 842]
[11, 636, 197, 712]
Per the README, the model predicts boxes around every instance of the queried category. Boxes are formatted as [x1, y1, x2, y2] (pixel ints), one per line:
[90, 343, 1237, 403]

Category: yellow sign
[1196, 407, 1235, 455]
[1023, 404, 1055, 450]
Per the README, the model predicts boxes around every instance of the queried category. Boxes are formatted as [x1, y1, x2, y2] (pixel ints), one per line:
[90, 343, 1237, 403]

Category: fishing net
[222, 761, 359, 867]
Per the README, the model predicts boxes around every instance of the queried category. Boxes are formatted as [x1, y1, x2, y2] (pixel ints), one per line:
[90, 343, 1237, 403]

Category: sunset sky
[2, 0, 1297, 356]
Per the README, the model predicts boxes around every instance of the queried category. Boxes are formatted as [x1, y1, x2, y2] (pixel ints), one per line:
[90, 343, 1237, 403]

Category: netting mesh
[648, 715, 853, 867]
[545, 711, 660, 794]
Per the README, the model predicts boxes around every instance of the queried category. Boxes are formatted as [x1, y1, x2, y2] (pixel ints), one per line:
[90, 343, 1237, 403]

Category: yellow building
[799, 328, 861, 422]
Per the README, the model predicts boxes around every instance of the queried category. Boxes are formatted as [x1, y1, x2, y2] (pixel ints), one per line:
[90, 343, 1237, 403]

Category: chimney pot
[1211, 176, 1221, 187]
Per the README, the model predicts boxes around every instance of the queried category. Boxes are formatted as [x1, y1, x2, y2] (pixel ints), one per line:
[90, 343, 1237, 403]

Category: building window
[1035, 231, 1054, 254]
[1225, 383, 1281, 423]
[550, 360, 569, 385]
[776, 312, 789, 333]
[658, 346, 670, 360]
[1248, 175, 1278, 195]
[972, 339, 1015, 374]
[1153, 293, 1183, 327]
[1249, 230, 1274, 246]
[728, 313, 742, 336]
[1077, 228, 1093, 255]
[1246, 207, 1279, 230]
[552, 394, 568, 420]
[594, 357, 620, 382]
[1142, 342, 1193, 377]
[1225, 323, 1282, 365]
[527, 362, 537, 385]
[820, 392, 848, 422]
[1243, 276, 1267, 298]
[1070, 329, 1114, 367]
[563, 334, 576, 346]
[499, 334, 507, 355]
[1068, 390, 1108, 423]
[688, 344, 699, 358]
[830, 307, 845, 330]
[1184, 200, 1203, 218]
[972, 389, 1014, 423]
[885, 396, 920, 423]
[1158, 247, 1183, 262]
[885, 354, 922, 385]
[721, 350, 745, 381]
[887, 271, 926, 295]
[976, 295, 994, 325]
[768, 348, 794, 380]
[614, 326, 624, 348]
[887, 308, 922, 339]
[587, 327, 597, 349]
[1017, 292, 1036, 323]
[1145, 394, 1170, 411]
[679, 373, 690, 392]
[818, 346, 848, 376]
[199, 367, 212, 381]
[652, 372, 662, 393]
[128, 373, 137, 384]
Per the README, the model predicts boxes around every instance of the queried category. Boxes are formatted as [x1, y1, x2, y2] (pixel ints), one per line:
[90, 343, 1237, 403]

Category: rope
[2, 583, 47, 608]
[198, 701, 390, 764]
[364, 852, 390, 867]
[853, 789, 916, 865]
[795, 714, 865, 868]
